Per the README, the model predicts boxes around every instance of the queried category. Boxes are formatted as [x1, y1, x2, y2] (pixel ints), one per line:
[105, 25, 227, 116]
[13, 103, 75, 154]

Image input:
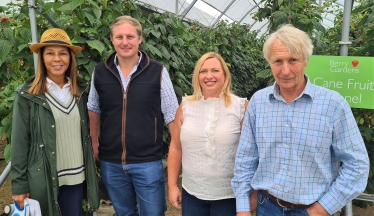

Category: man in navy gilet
[87, 15, 178, 216]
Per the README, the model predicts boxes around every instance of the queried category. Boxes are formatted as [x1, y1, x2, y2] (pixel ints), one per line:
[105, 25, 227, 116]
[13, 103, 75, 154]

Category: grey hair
[263, 24, 313, 62]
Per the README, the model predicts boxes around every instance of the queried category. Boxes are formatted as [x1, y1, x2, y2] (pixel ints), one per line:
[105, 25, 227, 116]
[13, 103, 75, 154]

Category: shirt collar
[269, 75, 313, 102]
[46, 77, 70, 89]
[114, 51, 142, 67]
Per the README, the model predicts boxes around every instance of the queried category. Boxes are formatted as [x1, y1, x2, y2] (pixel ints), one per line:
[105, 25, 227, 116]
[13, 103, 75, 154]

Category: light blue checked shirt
[87, 51, 178, 124]
[232, 76, 369, 214]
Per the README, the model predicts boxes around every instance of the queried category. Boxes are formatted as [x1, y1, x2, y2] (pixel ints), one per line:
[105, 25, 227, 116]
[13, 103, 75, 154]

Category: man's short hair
[263, 24, 313, 62]
[110, 15, 142, 37]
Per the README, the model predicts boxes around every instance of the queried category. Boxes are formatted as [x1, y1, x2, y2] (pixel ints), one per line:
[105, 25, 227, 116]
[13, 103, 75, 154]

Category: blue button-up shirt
[232, 77, 369, 214]
[87, 52, 178, 124]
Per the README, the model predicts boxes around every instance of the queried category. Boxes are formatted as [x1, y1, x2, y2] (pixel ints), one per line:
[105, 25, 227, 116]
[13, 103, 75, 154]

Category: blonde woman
[168, 52, 257, 215]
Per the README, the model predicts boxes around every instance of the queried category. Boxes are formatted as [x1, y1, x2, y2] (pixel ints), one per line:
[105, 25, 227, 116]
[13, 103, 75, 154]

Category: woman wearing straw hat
[10, 28, 99, 216]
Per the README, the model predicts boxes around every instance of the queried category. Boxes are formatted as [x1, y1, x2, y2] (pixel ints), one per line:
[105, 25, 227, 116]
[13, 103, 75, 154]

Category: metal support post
[0, 161, 11, 187]
[175, 0, 179, 14]
[344, 202, 353, 216]
[339, 0, 353, 56]
[340, 2, 354, 214]
[317, 0, 323, 45]
[28, 0, 39, 73]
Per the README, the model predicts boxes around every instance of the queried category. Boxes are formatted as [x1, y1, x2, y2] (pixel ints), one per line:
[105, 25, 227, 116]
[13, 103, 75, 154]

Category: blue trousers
[100, 160, 166, 216]
[256, 190, 310, 216]
[58, 183, 84, 216]
[182, 188, 236, 216]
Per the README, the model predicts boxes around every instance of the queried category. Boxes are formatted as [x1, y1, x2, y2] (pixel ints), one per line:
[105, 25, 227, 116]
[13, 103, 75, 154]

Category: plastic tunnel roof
[135, 0, 358, 36]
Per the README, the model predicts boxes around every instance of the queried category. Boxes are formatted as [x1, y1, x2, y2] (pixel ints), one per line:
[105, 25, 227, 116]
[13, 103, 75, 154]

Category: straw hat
[29, 28, 82, 54]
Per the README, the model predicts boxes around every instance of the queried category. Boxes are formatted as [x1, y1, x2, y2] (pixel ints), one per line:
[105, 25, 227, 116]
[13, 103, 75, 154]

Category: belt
[261, 190, 312, 209]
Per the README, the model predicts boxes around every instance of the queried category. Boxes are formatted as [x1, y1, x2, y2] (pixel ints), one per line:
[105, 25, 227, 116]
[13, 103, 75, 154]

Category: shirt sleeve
[11, 93, 31, 195]
[231, 97, 259, 212]
[160, 67, 178, 124]
[87, 71, 101, 114]
[318, 98, 369, 214]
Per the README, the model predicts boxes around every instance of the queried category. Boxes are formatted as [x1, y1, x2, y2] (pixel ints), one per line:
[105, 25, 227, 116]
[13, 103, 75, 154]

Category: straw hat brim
[30, 43, 82, 54]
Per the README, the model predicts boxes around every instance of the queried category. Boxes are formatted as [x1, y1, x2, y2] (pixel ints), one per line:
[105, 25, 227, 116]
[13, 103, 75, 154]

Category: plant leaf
[173, 85, 183, 98]
[148, 44, 163, 58]
[84, 12, 95, 26]
[18, 44, 28, 52]
[84, 60, 98, 75]
[4, 144, 11, 162]
[151, 30, 161, 38]
[3, 27, 13, 39]
[77, 57, 90, 66]
[57, 2, 72, 14]
[86, 40, 105, 54]
[87, 0, 100, 9]
[159, 46, 171, 60]
[71, 0, 85, 11]
[256, 69, 272, 79]
[18, 28, 31, 41]
[92, 7, 102, 20]
[0, 40, 11, 63]
[167, 36, 175, 45]
[72, 36, 87, 43]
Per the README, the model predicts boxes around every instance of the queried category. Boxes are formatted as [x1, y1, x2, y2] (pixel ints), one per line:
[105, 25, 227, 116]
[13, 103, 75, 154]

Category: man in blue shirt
[232, 24, 369, 216]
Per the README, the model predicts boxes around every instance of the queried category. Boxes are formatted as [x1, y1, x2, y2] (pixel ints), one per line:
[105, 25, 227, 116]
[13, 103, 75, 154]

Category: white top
[180, 93, 247, 200]
[46, 77, 71, 104]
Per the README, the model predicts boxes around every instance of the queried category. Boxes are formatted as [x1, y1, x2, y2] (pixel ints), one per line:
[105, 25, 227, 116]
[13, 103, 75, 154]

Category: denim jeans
[100, 160, 166, 216]
[58, 183, 84, 216]
[257, 190, 310, 216]
[182, 188, 236, 216]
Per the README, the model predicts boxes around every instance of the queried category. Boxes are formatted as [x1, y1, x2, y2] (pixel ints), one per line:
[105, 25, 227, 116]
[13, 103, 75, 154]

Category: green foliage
[0, 0, 267, 161]
[252, 0, 333, 34]
[250, 0, 336, 82]
[140, 13, 202, 98]
[196, 21, 268, 98]
[349, 1, 374, 56]
[321, 1, 374, 207]
[352, 108, 374, 208]
[0, 0, 145, 160]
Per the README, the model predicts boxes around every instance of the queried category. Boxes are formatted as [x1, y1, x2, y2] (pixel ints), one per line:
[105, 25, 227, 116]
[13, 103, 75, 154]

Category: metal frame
[180, 0, 198, 20]
[239, 5, 257, 23]
[211, 0, 237, 26]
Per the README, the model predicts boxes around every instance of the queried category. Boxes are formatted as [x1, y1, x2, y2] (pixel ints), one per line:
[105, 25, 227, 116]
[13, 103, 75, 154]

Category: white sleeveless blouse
[180, 94, 247, 200]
